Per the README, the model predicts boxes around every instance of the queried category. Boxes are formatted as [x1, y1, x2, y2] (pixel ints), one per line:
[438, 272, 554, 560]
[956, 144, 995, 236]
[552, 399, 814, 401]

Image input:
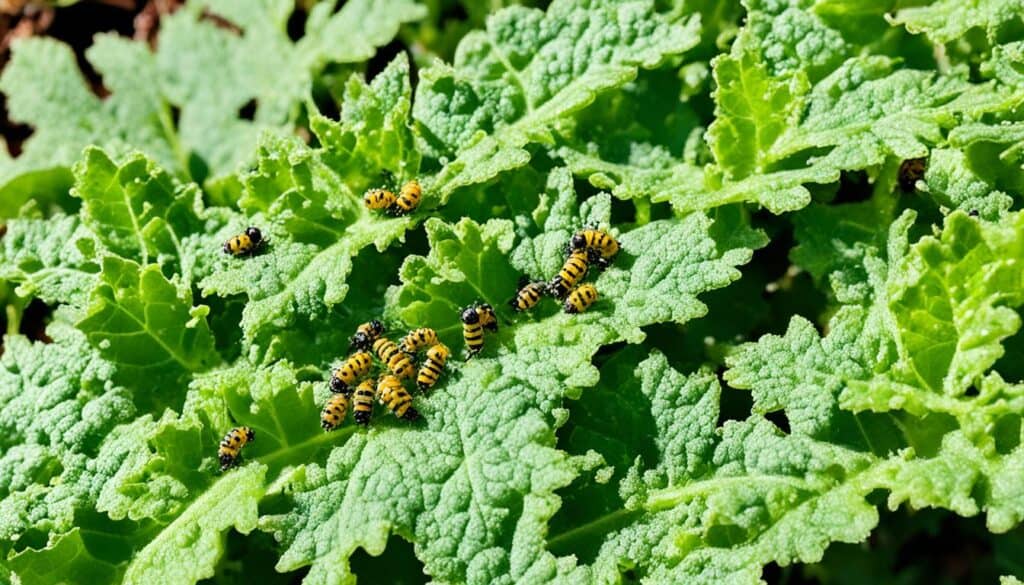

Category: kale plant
[2, 0, 1024, 583]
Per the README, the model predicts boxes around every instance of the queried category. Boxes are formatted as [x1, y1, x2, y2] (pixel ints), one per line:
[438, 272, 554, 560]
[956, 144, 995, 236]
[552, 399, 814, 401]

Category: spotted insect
[389, 179, 422, 216]
[510, 276, 546, 312]
[218, 426, 255, 471]
[400, 327, 438, 354]
[564, 283, 598, 314]
[569, 228, 619, 269]
[373, 337, 416, 379]
[353, 378, 377, 425]
[321, 392, 351, 431]
[350, 320, 385, 351]
[364, 188, 397, 210]
[223, 227, 265, 257]
[548, 249, 590, 299]
[329, 351, 373, 393]
[898, 157, 927, 193]
[378, 375, 420, 421]
[417, 343, 450, 391]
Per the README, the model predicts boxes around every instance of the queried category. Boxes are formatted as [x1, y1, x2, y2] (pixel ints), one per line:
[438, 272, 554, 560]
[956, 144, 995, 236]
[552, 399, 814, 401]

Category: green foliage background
[1, 0, 1024, 583]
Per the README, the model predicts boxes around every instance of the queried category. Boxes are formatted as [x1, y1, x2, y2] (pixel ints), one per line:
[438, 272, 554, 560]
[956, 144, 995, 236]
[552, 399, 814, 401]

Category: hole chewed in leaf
[833, 169, 872, 203]
[286, 4, 308, 42]
[349, 533, 428, 585]
[19, 298, 52, 343]
[237, 98, 257, 121]
[608, 194, 636, 225]
[716, 367, 753, 427]
[0, 93, 32, 156]
[764, 409, 791, 434]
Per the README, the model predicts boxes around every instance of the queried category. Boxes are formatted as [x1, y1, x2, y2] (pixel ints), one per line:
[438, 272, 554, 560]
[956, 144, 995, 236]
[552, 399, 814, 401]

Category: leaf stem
[259, 426, 356, 469]
[546, 508, 641, 554]
[158, 100, 192, 182]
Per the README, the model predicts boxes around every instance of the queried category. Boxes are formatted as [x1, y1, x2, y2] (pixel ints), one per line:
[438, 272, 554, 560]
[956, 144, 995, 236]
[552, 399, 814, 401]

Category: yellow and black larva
[223, 227, 265, 257]
[510, 277, 546, 312]
[461, 306, 485, 359]
[378, 374, 420, 421]
[373, 337, 416, 379]
[350, 319, 385, 351]
[321, 393, 350, 431]
[352, 378, 377, 426]
[330, 351, 373, 393]
[417, 343, 449, 391]
[564, 283, 598, 314]
[392, 180, 422, 215]
[400, 327, 438, 354]
[569, 228, 619, 268]
[218, 426, 255, 471]
[364, 188, 397, 210]
[549, 250, 589, 299]
[461, 302, 499, 359]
